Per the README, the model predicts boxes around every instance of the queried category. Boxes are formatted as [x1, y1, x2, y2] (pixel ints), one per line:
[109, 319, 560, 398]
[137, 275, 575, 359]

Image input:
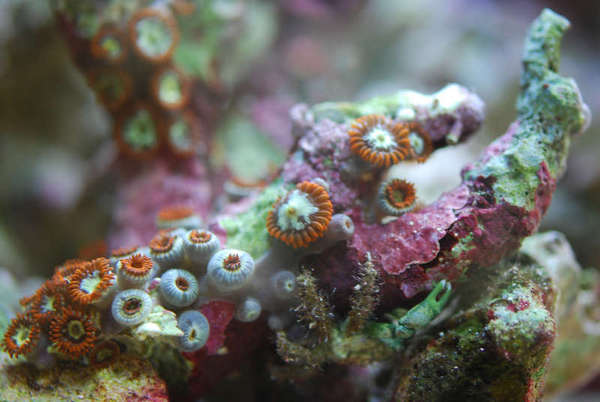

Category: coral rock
[0, 355, 168, 401]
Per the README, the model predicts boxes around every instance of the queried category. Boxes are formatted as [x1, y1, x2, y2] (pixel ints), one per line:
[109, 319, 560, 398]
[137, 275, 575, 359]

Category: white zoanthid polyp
[364, 125, 398, 151]
[159, 269, 200, 308]
[207, 249, 255, 292]
[235, 297, 262, 322]
[177, 310, 210, 352]
[111, 289, 153, 326]
[182, 229, 220, 268]
[276, 190, 319, 232]
[149, 234, 184, 269]
[271, 271, 296, 299]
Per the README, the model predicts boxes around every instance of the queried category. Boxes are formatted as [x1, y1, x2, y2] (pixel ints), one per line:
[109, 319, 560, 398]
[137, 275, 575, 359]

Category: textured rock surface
[390, 232, 600, 401]
[0, 355, 168, 401]
[302, 9, 589, 304]
[391, 232, 564, 401]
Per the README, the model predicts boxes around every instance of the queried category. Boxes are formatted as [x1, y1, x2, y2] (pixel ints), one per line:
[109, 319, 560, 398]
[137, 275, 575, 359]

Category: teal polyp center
[245, 307, 260, 321]
[100, 36, 122, 60]
[124, 110, 157, 151]
[276, 190, 318, 231]
[41, 295, 57, 314]
[159, 71, 183, 104]
[13, 326, 31, 347]
[389, 187, 406, 204]
[169, 119, 191, 150]
[136, 17, 173, 58]
[365, 126, 396, 150]
[282, 279, 294, 292]
[409, 132, 425, 155]
[123, 297, 142, 316]
[67, 320, 85, 342]
[80, 271, 102, 294]
[188, 326, 200, 342]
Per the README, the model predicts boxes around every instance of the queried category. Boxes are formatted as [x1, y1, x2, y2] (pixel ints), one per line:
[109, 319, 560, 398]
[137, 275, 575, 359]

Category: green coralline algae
[220, 181, 288, 258]
[0, 355, 168, 401]
[464, 9, 589, 210]
[486, 286, 554, 368]
[312, 83, 476, 124]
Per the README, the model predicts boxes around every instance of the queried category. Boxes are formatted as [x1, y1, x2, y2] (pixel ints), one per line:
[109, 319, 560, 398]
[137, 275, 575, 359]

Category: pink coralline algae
[196, 300, 235, 355]
[343, 147, 556, 299]
[184, 306, 267, 397]
[288, 44, 585, 302]
[109, 158, 213, 249]
[304, 122, 558, 300]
